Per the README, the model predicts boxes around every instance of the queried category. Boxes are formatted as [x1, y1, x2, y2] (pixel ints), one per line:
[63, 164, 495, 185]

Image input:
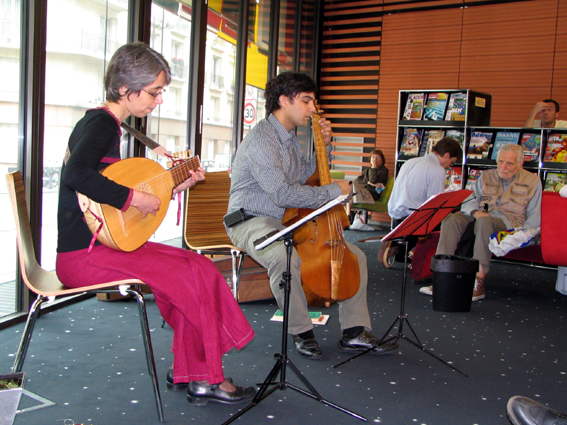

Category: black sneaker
[292, 331, 323, 360]
[338, 330, 398, 355]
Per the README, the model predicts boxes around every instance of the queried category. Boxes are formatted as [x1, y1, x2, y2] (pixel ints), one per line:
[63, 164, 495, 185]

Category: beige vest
[480, 169, 540, 228]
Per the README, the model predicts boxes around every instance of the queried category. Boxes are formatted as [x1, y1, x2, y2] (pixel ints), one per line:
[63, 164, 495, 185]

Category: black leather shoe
[166, 367, 188, 392]
[507, 396, 567, 425]
[187, 379, 256, 406]
[292, 332, 323, 360]
[338, 330, 398, 355]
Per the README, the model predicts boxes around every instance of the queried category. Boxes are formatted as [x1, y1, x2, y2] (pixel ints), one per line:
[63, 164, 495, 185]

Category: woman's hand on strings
[173, 167, 206, 194]
[131, 190, 161, 218]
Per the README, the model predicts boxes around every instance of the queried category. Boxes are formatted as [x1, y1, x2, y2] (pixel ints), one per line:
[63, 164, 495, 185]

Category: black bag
[455, 220, 476, 258]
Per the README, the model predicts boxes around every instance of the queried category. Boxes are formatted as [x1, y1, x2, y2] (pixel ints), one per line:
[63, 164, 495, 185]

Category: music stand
[222, 194, 366, 425]
[333, 190, 473, 376]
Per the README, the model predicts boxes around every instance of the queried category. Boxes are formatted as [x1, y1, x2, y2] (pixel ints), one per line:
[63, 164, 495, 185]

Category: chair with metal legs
[6, 171, 164, 422]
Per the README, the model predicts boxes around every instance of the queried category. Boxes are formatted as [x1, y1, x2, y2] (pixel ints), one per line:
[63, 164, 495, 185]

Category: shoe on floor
[293, 330, 323, 360]
[338, 330, 398, 355]
[187, 378, 256, 406]
[472, 276, 486, 301]
[166, 367, 188, 392]
[419, 278, 486, 302]
[507, 395, 567, 425]
[349, 213, 375, 231]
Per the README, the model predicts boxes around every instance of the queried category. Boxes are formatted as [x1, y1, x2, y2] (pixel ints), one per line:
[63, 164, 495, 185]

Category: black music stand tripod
[222, 196, 366, 425]
[333, 190, 472, 377]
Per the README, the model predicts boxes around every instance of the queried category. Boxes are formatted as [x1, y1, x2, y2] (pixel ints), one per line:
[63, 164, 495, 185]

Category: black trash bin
[430, 255, 479, 312]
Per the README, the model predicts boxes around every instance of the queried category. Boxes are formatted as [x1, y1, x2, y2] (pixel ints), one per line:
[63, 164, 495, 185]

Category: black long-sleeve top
[57, 108, 132, 253]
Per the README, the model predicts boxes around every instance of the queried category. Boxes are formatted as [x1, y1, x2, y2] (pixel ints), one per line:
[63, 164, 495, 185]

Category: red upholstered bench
[410, 192, 564, 281]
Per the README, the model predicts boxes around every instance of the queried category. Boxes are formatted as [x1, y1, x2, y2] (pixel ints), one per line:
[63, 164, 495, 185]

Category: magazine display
[543, 133, 567, 162]
[491, 131, 520, 160]
[399, 128, 422, 156]
[445, 129, 465, 150]
[402, 93, 425, 120]
[444, 92, 467, 121]
[465, 168, 484, 190]
[467, 131, 494, 160]
[544, 172, 567, 192]
[419, 129, 445, 156]
[445, 167, 462, 191]
[521, 133, 541, 162]
[423, 92, 447, 121]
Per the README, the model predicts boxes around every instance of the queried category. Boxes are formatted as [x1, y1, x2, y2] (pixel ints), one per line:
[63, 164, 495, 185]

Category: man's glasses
[142, 88, 166, 98]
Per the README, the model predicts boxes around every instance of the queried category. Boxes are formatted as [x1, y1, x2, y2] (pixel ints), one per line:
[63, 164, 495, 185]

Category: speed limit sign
[244, 102, 256, 125]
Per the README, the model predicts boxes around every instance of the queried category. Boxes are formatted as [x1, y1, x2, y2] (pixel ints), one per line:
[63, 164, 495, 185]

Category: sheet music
[255, 194, 349, 251]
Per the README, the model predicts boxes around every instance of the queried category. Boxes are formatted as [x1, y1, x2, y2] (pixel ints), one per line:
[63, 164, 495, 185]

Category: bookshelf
[396, 89, 492, 184]
[464, 127, 567, 192]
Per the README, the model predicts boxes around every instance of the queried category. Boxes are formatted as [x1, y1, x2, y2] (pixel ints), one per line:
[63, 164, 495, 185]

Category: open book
[352, 181, 375, 204]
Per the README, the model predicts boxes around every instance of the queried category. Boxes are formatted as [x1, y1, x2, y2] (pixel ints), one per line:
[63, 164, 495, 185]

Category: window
[147, 0, 193, 243]
[0, 0, 21, 318]
[40, 0, 129, 271]
[202, 2, 239, 170]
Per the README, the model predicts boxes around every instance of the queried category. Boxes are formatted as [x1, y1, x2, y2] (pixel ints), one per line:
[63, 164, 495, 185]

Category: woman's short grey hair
[497, 143, 524, 164]
[105, 42, 171, 102]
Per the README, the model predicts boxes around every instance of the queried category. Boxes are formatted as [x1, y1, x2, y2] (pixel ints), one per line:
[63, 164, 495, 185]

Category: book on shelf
[423, 92, 448, 121]
[521, 133, 541, 162]
[445, 167, 462, 191]
[270, 309, 329, 326]
[543, 133, 567, 162]
[402, 93, 425, 120]
[445, 129, 465, 150]
[465, 168, 484, 190]
[419, 129, 445, 156]
[467, 131, 494, 160]
[444, 92, 467, 121]
[399, 128, 422, 156]
[543, 172, 567, 192]
[491, 131, 520, 160]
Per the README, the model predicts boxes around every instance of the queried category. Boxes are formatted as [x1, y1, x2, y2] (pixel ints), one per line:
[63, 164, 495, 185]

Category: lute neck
[169, 156, 201, 187]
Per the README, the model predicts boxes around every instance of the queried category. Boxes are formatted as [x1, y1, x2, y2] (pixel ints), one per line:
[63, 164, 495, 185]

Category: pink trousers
[56, 242, 254, 385]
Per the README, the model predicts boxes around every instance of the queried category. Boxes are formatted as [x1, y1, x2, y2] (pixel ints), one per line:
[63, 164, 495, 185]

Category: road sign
[244, 102, 256, 125]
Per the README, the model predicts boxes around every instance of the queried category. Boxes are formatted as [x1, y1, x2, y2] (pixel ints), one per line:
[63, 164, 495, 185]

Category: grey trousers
[435, 212, 507, 273]
[228, 216, 371, 335]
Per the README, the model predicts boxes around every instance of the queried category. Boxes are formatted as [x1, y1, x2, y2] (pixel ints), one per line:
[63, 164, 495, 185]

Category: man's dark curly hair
[264, 72, 318, 115]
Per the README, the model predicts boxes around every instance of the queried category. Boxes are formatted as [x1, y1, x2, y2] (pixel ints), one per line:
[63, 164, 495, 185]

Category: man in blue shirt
[388, 137, 463, 225]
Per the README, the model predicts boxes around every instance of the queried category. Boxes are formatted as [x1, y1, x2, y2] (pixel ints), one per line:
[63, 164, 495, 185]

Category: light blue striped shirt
[227, 114, 342, 220]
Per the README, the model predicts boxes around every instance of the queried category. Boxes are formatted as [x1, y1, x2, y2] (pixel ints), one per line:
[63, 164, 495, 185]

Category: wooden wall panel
[377, 7, 462, 168]
[320, 0, 383, 181]
[457, 0, 561, 127]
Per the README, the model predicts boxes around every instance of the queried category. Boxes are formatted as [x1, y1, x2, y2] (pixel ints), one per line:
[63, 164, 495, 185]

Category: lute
[78, 155, 201, 252]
